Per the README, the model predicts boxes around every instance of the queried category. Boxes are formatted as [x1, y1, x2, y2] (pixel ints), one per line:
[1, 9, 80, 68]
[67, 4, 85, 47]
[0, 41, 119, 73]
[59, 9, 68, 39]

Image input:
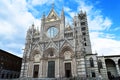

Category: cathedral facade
[20, 6, 120, 79]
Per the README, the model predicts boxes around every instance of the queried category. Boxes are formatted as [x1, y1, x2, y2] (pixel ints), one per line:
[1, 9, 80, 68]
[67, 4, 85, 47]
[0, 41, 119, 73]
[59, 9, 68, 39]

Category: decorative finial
[32, 23, 34, 28]
[61, 7, 64, 16]
[80, 10, 83, 14]
[95, 50, 98, 55]
[42, 12, 45, 18]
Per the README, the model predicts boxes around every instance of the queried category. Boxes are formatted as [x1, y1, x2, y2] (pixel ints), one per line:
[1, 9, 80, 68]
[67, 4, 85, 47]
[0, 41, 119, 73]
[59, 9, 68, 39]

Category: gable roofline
[46, 6, 60, 19]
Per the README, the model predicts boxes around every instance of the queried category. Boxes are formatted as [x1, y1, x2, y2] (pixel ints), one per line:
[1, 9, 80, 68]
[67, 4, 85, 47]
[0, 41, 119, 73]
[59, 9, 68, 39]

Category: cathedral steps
[0, 77, 88, 80]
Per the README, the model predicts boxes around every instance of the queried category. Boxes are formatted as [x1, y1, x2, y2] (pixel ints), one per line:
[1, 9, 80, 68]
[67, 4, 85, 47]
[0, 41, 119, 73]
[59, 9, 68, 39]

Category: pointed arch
[118, 59, 120, 74]
[105, 59, 117, 78]
[31, 49, 41, 56]
[30, 49, 41, 61]
[89, 57, 94, 67]
[43, 47, 57, 58]
[60, 46, 74, 58]
[98, 59, 103, 69]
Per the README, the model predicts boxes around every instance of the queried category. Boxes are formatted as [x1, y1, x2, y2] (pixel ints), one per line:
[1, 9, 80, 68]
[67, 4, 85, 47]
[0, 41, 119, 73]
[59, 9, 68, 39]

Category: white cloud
[0, 0, 120, 57]
[64, 6, 76, 24]
[74, 0, 112, 31]
[88, 16, 112, 31]
[0, 0, 41, 57]
[64, 7, 71, 12]
[77, 0, 93, 13]
[0, 21, 17, 36]
[102, 18, 112, 30]
[0, 0, 38, 37]
[113, 27, 120, 31]
[64, 6, 75, 17]
[74, 0, 120, 56]
[90, 32, 120, 56]
[27, 0, 54, 6]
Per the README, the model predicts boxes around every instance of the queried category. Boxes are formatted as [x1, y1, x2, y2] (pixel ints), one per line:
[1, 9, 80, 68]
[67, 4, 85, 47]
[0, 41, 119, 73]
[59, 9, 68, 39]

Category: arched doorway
[89, 57, 94, 67]
[33, 65, 39, 78]
[65, 62, 71, 78]
[43, 48, 57, 78]
[1, 73, 4, 78]
[32, 50, 41, 78]
[60, 46, 74, 78]
[105, 59, 117, 79]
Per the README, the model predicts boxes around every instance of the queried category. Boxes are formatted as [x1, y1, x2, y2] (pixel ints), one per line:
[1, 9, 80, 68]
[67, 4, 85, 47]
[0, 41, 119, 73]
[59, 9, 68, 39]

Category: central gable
[46, 8, 60, 22]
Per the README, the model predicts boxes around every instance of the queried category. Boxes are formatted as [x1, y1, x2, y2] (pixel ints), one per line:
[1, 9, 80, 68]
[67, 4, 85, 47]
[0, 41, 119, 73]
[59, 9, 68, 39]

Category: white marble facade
[20, 6, 120, 79]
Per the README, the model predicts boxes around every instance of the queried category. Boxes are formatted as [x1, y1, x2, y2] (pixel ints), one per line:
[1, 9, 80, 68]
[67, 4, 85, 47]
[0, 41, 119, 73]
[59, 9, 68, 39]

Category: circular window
[47, 27, 58, 38]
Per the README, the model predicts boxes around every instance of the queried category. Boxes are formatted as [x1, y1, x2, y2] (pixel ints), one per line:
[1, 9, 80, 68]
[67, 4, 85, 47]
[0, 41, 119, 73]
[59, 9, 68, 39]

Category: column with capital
[115, 62, 120, 76]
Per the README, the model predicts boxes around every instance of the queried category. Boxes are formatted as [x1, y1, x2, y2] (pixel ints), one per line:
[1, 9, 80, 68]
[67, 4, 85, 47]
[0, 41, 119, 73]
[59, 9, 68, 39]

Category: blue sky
[0, 0, 120, 57]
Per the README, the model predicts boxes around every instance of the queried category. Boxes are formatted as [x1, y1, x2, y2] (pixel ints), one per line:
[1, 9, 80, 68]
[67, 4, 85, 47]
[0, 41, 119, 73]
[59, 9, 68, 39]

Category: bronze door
[47, 61, 55, 78]
[33, 65, 39, 78]
[65, 63, 71, 78]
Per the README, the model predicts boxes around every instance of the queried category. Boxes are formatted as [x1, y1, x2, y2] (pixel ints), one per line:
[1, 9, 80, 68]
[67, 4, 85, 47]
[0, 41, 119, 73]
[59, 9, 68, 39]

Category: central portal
[65, 63, 71, 78]
[47, 61, 55, 78]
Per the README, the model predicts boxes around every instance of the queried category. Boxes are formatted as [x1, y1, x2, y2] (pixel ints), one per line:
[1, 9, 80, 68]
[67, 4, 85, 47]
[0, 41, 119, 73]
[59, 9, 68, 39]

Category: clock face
[47, 27, 58, 38]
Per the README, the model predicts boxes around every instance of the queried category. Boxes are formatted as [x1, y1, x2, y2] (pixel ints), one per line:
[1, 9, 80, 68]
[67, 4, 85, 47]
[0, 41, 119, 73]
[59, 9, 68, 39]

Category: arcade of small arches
[0, 70, 20, 79]
[105, 58, 120, 78]
[98, 57, 120, 79]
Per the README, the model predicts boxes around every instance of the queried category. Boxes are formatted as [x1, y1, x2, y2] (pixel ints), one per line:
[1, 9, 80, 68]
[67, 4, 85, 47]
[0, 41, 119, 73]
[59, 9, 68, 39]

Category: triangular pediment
[46, 8, 60, 22]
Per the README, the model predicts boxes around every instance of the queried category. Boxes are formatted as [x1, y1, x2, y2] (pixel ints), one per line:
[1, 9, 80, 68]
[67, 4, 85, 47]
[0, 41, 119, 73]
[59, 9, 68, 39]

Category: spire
[61, 7, 65, 30]
[37, 26, 39, 34]
[80, 10, 83, 14]
[61, 7, 65, 20]
[42, 12, 45, 19]
[31, 23, 35, 35]
[32, 23, 34, 29]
